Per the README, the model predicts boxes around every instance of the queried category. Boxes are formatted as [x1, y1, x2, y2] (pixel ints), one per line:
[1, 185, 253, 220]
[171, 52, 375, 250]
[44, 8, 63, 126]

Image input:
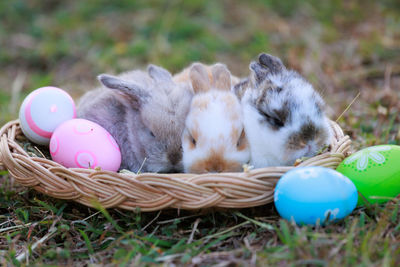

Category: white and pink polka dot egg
[19, 86, 76, 145]
[50, 119, 121, 172]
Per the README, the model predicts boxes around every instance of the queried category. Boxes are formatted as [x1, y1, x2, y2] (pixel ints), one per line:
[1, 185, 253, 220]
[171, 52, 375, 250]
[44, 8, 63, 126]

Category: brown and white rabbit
[182, 63, 250, 173]
[77, 65, 193, 173]
[233, 53, 332, 168]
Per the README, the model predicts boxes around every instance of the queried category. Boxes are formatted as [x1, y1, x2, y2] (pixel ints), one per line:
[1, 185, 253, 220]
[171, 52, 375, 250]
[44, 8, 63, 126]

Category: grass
[1, 189, 399, 265]
[1, 0, 400, 265]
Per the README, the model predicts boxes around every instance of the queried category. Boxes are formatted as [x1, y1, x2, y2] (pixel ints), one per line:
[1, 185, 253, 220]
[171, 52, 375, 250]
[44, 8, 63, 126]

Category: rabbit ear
[233, 79, 249, 100]
[147, 64, 173, 83]
[98, 74, 150, 105]
[249, 61, 268, 86]
[249, 54, 286, 86]
[258, 53, 286, 74]
[211, 63, 231, 91]
[189, 63, 211, 93]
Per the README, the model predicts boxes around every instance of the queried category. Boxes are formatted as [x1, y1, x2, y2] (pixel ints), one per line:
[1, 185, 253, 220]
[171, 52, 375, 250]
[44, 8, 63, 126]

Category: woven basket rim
[0, 119, 351, 211]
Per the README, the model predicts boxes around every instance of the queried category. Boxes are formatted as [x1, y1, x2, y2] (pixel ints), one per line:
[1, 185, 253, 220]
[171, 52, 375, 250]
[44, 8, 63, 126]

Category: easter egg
[337, 145, 400, 205]
[50, 119, 121, 172]
[19, 86, 76, 145]
[274, 167, 358, 225]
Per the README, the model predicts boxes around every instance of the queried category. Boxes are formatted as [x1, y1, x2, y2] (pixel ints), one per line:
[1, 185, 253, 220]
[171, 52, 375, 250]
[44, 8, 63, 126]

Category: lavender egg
[19, 87, 76, 145]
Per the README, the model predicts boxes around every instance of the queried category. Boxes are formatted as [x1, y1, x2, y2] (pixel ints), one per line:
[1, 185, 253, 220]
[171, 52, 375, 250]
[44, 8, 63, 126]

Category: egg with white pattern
[274, 166, 358, 225]
[50, 119, 121, 172]
[19, 87, 76, 145]
[337, 145, 400, 205]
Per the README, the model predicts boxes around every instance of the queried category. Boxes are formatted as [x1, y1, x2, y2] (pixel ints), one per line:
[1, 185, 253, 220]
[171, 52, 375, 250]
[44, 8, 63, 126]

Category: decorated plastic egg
[50, 119, 121, 172]
[274, 167, 358, 225]
[19, 86, 76, 145]
[337, 145, 400, 205]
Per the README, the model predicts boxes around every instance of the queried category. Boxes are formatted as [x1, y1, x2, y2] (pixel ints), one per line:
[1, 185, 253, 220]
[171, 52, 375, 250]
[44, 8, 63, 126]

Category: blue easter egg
[274, 166, 358, 225]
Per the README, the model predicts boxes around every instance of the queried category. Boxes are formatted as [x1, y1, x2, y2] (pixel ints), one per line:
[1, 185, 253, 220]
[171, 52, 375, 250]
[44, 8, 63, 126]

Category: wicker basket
[0, 119, 351, 212]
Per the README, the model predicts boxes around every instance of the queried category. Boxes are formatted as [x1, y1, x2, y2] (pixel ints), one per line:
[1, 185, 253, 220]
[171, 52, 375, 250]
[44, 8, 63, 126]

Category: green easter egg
[336, 145, 400, 205]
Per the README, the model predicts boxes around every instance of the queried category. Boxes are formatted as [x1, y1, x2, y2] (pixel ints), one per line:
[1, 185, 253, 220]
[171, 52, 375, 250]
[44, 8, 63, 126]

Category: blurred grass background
[0, 0, 400, 265]
[0, 0, 400, 141]
[1, 0, 399, 147]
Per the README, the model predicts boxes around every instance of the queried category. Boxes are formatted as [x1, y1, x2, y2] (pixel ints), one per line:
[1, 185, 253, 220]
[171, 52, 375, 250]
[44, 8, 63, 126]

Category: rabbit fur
[77, 65, 193, 173]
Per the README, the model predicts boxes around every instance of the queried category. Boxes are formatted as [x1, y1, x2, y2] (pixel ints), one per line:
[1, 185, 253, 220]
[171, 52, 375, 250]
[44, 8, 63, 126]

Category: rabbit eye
[259, 110, 284, 128]
[272, 117, 284, 128]
[150, 131, 156, 138]
[236, 129, 246, 148]
[191, 135, 197, 146]
[187, 131, 197, 149]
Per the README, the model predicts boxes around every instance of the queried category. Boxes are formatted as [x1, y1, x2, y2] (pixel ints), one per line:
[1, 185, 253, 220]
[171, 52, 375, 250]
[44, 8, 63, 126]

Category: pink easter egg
[50, 119, 121, 172]
[19, 86, 76, 145]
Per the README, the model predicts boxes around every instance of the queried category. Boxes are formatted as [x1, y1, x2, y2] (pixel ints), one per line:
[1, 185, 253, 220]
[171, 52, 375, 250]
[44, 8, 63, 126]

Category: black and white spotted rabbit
[234, 53, 332, 168]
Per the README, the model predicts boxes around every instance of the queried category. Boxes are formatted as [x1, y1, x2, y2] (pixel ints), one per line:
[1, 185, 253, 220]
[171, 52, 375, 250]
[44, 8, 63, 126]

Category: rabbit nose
[167, 152, 181, 165]
[205, 162, 223, 173]
[299, 141, 307, 148]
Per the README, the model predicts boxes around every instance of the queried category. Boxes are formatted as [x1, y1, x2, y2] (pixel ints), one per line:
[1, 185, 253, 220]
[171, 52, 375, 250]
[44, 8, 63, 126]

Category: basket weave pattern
[0, 120, 351, 211]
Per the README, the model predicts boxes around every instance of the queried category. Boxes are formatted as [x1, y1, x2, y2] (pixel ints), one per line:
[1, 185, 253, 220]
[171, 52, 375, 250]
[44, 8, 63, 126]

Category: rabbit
[233, 53, 332, 168]
[182, 63, 250, 173]
[77, 65, 193, 173]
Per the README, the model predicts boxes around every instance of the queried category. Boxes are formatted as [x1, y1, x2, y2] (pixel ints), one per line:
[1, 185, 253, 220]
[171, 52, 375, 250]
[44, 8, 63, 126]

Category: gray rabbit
[77, 65, 193, 173]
